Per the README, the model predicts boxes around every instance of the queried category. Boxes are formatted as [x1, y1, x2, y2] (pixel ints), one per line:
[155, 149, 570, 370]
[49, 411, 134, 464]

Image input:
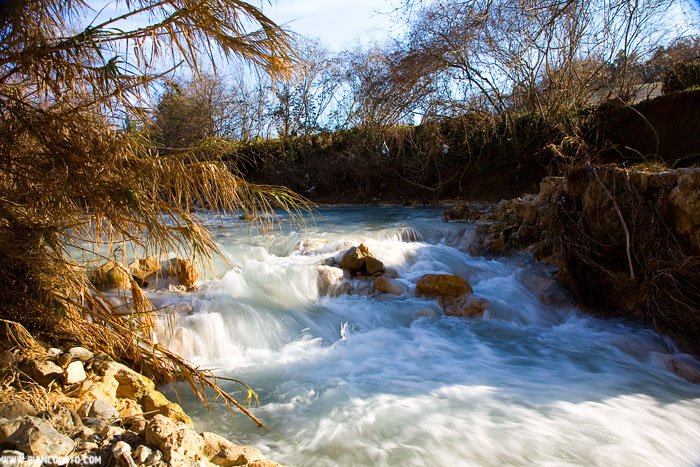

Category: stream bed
[152, 206, 700, 466]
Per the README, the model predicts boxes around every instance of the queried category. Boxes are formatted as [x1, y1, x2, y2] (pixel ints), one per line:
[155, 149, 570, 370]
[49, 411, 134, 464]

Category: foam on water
[153, 206, 700, 467]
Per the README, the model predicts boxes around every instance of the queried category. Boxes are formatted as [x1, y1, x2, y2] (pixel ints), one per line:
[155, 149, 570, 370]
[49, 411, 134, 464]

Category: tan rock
[145, 414, 205, 464]
[116, 398, 143, 420]
[201, 431, 265, 466]
[91, 260, 132, 290]
[416, 274, 472, 299]
[338, 244, 384, 276]
[374, 276, 406, 295]
[142, 391, 192, 425]
[0, 401, 37, 420]
[26, 359, 63, 387]
[365, 256, 385, 276]
[78, 374, 120, 405]
[164, 258, 199, 290]
[113, 363, 156, 400]
[128, 256, 160, 283]
[0, 419, 22, 443]
[4, 416, 75, 457]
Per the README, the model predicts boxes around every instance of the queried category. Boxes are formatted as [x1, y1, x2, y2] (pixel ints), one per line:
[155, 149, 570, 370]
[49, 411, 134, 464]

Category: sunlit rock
[128, 256, 160, 284]
[164, 258, 199, 290]
[415, 274, 472, 298]
[91, 260, 132, 290]
[145, 415, 205, 464]
[338, 244, 385, 276]
[201, 431, 265, 466]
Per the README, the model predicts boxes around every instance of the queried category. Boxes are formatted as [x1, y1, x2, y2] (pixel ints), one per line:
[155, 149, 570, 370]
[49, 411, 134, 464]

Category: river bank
[0, 332, 280, 466]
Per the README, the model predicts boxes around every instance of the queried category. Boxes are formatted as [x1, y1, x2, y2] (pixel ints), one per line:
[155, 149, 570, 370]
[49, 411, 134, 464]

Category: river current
[150, 206, 700, 466]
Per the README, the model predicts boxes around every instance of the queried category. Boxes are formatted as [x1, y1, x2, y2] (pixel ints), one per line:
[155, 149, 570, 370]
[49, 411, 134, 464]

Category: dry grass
[0, 0, 309, 427]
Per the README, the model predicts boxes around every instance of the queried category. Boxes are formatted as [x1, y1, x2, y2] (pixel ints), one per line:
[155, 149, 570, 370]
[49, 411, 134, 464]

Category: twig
[591, 166, 635, 281]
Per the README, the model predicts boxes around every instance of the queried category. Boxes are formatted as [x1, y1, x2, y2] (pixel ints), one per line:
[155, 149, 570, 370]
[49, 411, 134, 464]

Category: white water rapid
[151, 206, 700, 466]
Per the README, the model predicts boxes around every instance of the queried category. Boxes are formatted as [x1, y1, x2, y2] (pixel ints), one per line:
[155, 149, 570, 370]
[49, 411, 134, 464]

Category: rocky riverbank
[446, 164, 700, 368]
[0, 338, 280, 466]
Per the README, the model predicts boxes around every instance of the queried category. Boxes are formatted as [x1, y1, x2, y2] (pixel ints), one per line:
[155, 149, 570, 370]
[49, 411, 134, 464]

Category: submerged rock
[416, 274, 472, 298]
[374, 276, 406, 295]
[442, 296, 490, 318]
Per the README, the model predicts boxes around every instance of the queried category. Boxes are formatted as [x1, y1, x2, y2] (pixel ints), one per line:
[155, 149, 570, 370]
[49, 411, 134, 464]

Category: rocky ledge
[0, 345, 280, 466]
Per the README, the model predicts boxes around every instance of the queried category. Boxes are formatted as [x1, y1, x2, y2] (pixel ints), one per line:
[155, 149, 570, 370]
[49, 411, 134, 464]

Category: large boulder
[145, 415, 205, 464]
[91, 260, 132, 290]
[3, 416, 75, 457]
[338, 244, 385, 276]
[141, 391, 192, 425]
[201, 431, 265, 466]
[415, 274, 472, 299]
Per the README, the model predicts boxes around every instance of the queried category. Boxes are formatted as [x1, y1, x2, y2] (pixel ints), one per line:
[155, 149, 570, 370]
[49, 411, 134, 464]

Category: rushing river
[150, 206, 700, 466]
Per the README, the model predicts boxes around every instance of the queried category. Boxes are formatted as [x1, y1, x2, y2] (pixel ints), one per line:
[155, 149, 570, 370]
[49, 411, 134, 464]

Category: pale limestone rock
[63, 360, 87, 385]
[201, 431, 265, 466]
[132, 445, 152, 464]
[67, 346, 94, 362]
[112, 440, 137, 467]
[145, 414, 205, 464]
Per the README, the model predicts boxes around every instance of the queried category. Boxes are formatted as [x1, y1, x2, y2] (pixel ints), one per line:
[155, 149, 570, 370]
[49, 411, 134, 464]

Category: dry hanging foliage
[0, 0, 309, 427]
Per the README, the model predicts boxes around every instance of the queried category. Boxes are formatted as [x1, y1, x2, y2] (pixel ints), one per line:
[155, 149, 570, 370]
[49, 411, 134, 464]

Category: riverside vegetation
[1, 0, 700, 464]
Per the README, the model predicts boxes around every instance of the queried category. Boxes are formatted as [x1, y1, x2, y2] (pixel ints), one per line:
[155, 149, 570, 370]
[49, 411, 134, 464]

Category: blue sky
[259, 0, 402, 50]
